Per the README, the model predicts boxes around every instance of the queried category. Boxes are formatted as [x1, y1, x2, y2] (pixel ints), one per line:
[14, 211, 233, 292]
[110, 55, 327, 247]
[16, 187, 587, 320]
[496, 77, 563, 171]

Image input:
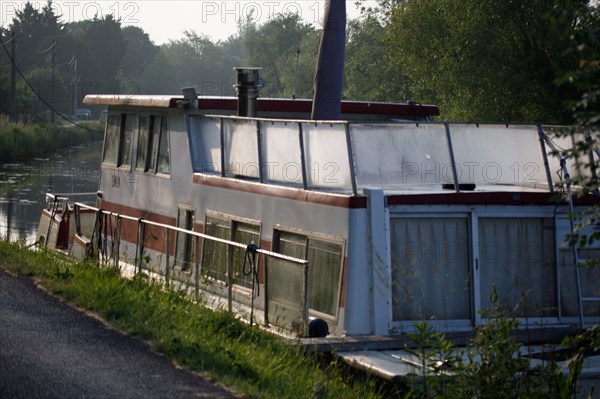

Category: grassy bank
[0, 240, 388, 399]
[2, 240, 598, 398]
[0, 117, 103, 163]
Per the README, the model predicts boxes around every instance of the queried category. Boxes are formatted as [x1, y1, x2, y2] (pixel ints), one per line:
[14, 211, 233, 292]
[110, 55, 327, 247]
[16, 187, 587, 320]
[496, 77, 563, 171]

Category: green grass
[0, 117, 103, 163]
[0, 240, 388, 399]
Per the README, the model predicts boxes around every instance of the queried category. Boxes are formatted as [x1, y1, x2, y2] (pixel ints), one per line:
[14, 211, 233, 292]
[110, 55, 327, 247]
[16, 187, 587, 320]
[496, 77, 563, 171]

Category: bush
[404, 295, 597, 398]
[0, 116, 102, 163]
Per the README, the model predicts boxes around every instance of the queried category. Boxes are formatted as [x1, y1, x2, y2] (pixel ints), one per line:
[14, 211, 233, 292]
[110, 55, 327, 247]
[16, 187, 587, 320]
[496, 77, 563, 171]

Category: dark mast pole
[311, 0, 346, 120]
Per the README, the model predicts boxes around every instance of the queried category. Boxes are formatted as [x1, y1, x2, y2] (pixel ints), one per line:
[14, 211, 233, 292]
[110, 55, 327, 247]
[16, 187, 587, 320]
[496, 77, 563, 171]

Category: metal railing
[72, 202, 311, 336]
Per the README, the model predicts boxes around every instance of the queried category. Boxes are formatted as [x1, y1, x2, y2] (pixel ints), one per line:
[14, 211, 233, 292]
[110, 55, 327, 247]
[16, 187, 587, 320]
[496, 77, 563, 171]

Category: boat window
[136, 116, 150, 171]
[118, 114, 136, 167]
[559, 248, 600, 317]
[157, 117, 170, 175]
[202, 215, 260, 290]
[148, 115, 161, 172]
[478, 217, 556, 317]
[391, 217, 471, 321]
[202, 217, 231, 282]
[555, 217, 599, 318]
[174, 207, 195, 271]
[102, 114, 121, 165]
[232, 222, 260, 289]
[272, 230, 344, 318]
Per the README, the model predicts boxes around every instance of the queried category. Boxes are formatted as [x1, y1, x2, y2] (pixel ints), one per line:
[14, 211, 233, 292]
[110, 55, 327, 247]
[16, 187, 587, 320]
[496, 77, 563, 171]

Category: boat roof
[83, 95, 439, 118]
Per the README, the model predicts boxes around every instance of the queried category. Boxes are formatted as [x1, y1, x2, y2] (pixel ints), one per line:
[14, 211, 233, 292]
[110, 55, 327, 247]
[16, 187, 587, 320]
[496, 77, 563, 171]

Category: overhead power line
[33, 41, 56, 55]
[0, 36, 103, 133]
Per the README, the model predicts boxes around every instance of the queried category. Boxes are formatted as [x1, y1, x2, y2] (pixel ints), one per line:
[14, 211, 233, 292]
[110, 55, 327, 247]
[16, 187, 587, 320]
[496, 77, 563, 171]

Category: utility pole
[0, 36, 3, 110]
[10, 31, 17, 122]
[51, 40, 56, 124]
[71, 56, 78, 117]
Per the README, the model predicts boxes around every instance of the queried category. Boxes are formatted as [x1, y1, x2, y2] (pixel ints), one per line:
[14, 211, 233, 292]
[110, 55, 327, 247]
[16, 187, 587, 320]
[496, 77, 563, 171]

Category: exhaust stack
[234, 67, 262, 117]
[311, 0, 346, 120]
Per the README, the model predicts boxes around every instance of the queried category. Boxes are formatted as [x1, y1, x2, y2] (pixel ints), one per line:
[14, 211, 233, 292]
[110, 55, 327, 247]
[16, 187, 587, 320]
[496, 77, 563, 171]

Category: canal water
[0, 143, 102, 244]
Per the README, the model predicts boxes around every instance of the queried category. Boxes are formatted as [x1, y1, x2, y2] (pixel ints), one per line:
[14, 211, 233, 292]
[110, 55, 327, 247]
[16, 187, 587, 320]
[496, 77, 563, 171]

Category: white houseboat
[35, 0, 599, 388]
[38, 70, 600, 336]
[36, 73, 600, 387]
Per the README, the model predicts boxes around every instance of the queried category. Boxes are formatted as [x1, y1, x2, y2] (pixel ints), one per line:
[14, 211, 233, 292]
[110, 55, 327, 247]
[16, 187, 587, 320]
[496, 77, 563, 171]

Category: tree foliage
[345, 16, 408, 102]
[243, 13, 315, 98]
[555, 6, 600, 248]
[4, 0, 597, 126]
[383, 0, 599, 123]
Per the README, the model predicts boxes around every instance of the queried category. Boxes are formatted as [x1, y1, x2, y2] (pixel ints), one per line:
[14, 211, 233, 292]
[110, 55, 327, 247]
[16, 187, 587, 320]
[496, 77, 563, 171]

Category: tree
[120, 26, 159, 86]
[243, 13, 315, 98]
[79, 15, 126, 99]
[344, 16, 409, 102]
[139, 31, 242, 96]
[555, 6, 600, 249]
[277, 30, 320, 99]
[9, 1, 63, 73]
[384, 0, 595, 122]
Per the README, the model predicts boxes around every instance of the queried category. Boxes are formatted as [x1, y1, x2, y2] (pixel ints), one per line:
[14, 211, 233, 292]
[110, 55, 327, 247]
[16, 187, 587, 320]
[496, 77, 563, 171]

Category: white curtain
[391, 218, 471, 321]
[478, 218, 556, 317]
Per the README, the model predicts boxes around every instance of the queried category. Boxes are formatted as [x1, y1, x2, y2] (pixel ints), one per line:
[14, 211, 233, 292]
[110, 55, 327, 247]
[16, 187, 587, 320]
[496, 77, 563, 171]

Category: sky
[1, 1, 374, 44]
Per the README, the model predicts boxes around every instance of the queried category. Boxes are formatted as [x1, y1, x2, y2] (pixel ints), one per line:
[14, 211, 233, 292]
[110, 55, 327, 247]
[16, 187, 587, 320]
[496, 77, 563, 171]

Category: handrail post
[136, 218, 145, 275]
[165, 226, 170, 287]
[195, 236, 200, 301]
[264, 257, 269, 326]
[114, 215, 121, 268]
[227, 242, 233, 313]
[303, 261, 310, 337]
[74, 203, 81, 236]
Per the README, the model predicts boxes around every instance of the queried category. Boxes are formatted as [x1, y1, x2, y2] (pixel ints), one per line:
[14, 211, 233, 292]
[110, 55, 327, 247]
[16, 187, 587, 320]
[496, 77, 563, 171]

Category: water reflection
[0, 143, 102, 243]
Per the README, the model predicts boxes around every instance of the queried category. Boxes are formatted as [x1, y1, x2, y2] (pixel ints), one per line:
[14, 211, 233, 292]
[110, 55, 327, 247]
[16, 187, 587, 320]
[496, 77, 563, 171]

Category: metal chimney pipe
[234, 67, 262, 117]
[311, 0, 346, 120]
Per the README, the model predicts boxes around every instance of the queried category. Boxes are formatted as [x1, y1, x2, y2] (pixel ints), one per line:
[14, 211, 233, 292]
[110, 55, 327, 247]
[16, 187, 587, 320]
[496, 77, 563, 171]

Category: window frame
[102, 113, 122, 166]
[272, 225, 346, 322]
[117, 113, 136, 170]
[388, 205, 562, 332]
[389, 214, 473, 324]
[201, 211, 262, 294]
[101, 111, 170, 177]
[174, 205, 195, 272]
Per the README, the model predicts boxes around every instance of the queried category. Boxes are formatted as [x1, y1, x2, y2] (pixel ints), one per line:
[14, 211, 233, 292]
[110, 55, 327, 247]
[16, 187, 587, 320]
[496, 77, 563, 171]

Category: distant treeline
[0, 0, 599, 123]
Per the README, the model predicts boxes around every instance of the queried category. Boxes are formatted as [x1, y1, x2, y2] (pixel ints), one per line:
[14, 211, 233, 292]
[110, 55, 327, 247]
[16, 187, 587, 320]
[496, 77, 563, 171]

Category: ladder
[542, 131, 600, 329]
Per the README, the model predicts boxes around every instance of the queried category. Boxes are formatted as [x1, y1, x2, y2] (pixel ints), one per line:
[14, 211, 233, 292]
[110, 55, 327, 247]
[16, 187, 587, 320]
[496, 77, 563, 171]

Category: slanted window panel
[118, 114, 135, 167]
[149, 115, 161, 172]
[478, 218, 557, 317]
[307, 239, 343, 317]
[559, 248, 600, 317]
[271, 232, 307, 307]
[232, 223, 260, 289]
[102, 114, 121, 165]
[274, 231, 344, 318]
[202, 217, 231, 283]
[174, 208, 194, 270]
[136, 116, 150, 171]
[157, 117, 170, 175]
[391, 218, 471, 321]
